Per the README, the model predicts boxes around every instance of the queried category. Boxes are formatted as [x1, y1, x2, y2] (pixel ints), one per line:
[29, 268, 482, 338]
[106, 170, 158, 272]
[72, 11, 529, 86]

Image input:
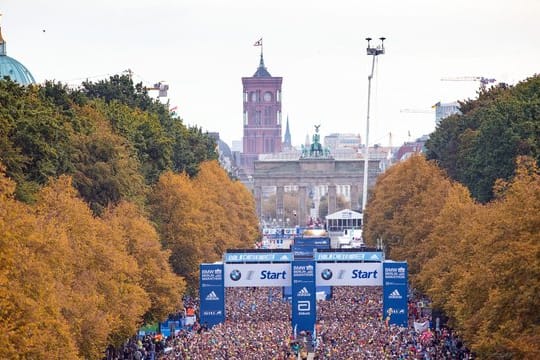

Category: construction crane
[400, 109, 434, 114]
[123, 69, 169, 97]
[441, 76, 496, 90]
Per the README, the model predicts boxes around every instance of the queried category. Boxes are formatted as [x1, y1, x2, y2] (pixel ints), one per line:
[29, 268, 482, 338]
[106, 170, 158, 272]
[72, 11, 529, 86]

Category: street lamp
[362, 37, 385, 212]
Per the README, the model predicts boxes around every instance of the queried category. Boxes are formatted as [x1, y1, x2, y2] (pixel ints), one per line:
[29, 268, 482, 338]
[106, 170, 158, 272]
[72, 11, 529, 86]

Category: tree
[34, 176, 150, 358]
[70, 104, 147, 214]
[102, 201, 186, 323]
[194, 161, 259, 254]
[363, 155, 452, 274]
[318, 193, 348, 220]
[149, 171, 208, 291]
[0, 166, 79, 359]
[426, 75, 540, 202]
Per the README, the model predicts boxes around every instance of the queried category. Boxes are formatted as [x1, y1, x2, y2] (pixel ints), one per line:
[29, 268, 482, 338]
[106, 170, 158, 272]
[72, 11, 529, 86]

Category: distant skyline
[3, 0, 540, 147]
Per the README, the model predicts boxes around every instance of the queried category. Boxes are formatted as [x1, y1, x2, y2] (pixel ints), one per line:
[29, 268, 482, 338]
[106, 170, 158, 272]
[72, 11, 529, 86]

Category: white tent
[325, 209, 363, 232]
[325, 209, 362, 220]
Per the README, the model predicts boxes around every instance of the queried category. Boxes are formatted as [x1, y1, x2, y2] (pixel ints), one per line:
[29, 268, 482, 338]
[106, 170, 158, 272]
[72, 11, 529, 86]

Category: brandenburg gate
[251, 127, 382, 224]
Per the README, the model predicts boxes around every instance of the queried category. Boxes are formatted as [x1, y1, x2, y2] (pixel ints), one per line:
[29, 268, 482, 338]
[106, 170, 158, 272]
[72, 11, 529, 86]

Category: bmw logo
[230, 269, 242, 281]
[321, 268, 333, 280]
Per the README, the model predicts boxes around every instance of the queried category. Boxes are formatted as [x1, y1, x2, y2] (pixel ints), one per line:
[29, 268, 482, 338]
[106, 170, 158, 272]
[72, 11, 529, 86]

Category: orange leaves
[149, 161, 259, 291]
[0, 167, 183, 359]
[365, 155, 540, 358]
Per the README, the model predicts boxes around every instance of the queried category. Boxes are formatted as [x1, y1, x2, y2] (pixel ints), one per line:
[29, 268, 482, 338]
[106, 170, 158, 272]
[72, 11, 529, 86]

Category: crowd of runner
[110, 287, 473, 360]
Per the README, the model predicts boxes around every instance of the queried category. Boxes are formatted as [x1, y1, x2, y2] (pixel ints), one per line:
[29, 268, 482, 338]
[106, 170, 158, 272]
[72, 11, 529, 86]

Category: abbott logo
[205, 291, 219, 301]
[298, 301, 310, 311]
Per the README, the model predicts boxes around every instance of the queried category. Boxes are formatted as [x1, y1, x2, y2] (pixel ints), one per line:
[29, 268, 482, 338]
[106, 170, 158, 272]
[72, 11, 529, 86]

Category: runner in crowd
[111, 287, 473, 359]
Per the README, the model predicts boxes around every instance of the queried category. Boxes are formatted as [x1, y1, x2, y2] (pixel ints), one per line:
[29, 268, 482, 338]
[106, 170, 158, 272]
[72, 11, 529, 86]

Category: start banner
[315, 262, 383, 286]
[224, 263, 291, 287]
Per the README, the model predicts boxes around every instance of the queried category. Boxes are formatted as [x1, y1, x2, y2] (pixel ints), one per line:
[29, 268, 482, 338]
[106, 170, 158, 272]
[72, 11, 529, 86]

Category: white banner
[224, 263, 291, 287]
[414, 321, 430, 333]
[315, 263, 383, 286]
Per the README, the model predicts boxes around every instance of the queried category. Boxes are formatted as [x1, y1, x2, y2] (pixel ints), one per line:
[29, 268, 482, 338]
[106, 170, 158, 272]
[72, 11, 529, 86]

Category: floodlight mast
[362, 37, 385, 212]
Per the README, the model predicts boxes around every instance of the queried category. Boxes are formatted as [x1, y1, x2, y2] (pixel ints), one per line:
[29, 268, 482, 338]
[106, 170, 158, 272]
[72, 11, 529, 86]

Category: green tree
[426, 76, 540, 202]
[70, 104, 147, 214]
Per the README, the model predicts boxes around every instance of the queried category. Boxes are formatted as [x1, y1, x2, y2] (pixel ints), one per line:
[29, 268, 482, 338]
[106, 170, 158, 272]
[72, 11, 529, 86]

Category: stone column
[276, 186, 284, 227]
[350, 184, 359, 211]
[298, 185, 308, 226]
[328, 184, 337, 215]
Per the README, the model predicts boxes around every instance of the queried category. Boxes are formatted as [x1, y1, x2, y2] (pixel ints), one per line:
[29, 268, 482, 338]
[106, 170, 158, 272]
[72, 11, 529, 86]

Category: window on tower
[251, 92, 257, 102]
[255, 111, 261, 125]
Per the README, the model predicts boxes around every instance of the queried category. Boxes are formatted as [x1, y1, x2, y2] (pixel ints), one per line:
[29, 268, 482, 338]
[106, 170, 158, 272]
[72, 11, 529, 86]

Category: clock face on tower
[263, 92, 272, 102]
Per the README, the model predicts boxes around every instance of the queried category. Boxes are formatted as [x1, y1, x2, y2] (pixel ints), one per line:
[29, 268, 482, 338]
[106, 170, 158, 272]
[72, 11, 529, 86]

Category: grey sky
[3, 0, 540, 147]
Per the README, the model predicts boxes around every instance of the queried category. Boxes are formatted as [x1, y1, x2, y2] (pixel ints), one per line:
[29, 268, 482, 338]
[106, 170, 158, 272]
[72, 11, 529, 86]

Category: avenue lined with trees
[0, 74, 538, 359]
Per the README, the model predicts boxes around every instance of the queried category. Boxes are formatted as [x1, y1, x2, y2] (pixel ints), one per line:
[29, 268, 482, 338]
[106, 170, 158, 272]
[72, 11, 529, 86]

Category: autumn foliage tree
[363, 155, 453, 274]
[364, 155, 540, 359]
[149, 161, 259, 291]
[0, 168, 78, 359]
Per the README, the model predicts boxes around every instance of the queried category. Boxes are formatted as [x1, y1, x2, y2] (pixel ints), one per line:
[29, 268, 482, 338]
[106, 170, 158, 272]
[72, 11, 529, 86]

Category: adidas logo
[389, 289, 402, 299]
[370, 254, 380, 260]
[205, 291, 220, 301]
[297, 287, 310, 296]
[280, 255, 289, 261]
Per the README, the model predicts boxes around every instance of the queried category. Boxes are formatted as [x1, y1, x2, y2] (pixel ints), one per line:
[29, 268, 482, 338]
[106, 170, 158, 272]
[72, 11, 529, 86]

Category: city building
[393, 135, 429, 162]
[0, 19, 36, 85]
[434, 101, 461, 125]
[324, 133, 362, 152]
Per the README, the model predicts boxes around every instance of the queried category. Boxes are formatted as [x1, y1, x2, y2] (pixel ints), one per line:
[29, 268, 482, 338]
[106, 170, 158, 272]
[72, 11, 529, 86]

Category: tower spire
[284, 115, 292, 149]
[253, 37, 271, 77]
[0, 13, 6, 56]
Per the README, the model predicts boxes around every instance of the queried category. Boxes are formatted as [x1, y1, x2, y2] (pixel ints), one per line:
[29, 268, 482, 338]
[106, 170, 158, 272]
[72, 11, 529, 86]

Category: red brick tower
[240, 48, 283, 174]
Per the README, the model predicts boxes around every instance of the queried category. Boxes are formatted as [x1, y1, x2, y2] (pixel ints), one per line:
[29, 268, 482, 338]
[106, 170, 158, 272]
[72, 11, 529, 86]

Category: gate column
[298, 186, 308, 226]
[350, 184, 359, 211]
[328, 184, 337, 215]
[276, 186, 285, 227]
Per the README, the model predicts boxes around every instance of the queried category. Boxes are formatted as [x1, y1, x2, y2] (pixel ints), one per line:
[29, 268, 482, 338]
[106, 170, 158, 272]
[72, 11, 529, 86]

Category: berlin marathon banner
[382, 261, 408, 327]
[291, 260, 316, 336]
[199, 263, 225, 328]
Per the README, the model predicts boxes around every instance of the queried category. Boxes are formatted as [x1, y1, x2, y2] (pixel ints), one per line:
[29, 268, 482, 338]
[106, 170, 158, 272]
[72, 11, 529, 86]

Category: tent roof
[325, 209, 363, 220]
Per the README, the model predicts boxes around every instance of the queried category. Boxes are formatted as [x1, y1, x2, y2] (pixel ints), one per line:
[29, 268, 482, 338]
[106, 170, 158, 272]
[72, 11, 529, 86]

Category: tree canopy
[364, 155, 540, 359]
[0, 75, 260, 358]
[425, 75, 540, 202]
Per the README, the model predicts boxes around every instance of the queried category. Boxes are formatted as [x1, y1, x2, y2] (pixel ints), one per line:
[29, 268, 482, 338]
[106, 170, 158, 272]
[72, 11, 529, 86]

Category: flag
[253, 38, 263, 47]
[414, 320, 430, 333]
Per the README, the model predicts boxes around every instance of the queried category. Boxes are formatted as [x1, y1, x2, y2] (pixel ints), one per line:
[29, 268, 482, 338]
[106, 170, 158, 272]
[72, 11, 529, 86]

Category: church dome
[0, 55, 36, 85]
[0, 23, 36, 85]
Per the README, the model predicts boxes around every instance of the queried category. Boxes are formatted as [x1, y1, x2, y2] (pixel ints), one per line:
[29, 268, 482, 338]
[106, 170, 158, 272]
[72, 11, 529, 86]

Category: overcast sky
[3, 0, 540, 147]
